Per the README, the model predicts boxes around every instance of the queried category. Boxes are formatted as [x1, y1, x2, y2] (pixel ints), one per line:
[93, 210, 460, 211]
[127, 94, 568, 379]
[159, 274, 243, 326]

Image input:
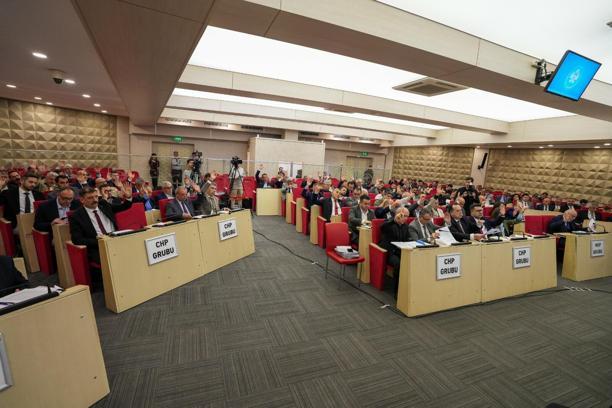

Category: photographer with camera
[191, 150, 203, 184]
[228, 156, 244, 209]
[456, 176, 479, 215]
[171, 151, 182, 189]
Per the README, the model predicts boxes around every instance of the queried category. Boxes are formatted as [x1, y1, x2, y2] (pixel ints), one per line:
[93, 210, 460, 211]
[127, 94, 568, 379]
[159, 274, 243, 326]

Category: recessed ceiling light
[539, 146, 544, 149]
[93, 103, 100, 107]
[101, 110, 107, 113]
[45, 102, 53, 105]
[476, 145, 480, 148]
[82, 94, 91, 98]
[547, 144, 553, 147]
[604, 143, 611, 146]
[594, 146, 600, 149]
[34, 96, 42, 100]
[32, 52, 47, 59]
[507, 145, 512, 148]
[64, 79, 75, 85]
[6, 84, 16, 88]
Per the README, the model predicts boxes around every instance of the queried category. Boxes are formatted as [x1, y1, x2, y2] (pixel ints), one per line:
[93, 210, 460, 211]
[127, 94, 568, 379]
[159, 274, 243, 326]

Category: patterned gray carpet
[86, 215, 612, 408]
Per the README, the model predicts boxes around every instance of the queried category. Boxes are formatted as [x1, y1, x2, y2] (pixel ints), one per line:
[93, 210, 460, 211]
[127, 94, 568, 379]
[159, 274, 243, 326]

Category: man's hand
[473, 233, 484, 241]
[192, 183, 201, 193]
[431, 231, 440, 239]
[444, 212, 451, 225]
[182, 213, 192, 220]
[210, 171, 217, 181]
[51, 218, 66, 225]
[258, 164, 264, 170]
[120, 182, 132, 199]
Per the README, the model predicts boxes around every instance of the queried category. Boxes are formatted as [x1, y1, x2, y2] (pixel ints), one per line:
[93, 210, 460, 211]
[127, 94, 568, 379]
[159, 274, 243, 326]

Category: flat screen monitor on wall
[545, 50, 601, 101]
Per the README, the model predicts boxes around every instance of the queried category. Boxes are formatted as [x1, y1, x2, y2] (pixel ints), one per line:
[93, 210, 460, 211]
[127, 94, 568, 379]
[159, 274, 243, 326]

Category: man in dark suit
[0, 172, 44, 229]
[548, 209, 582, 233]
[255, 166, 272, 189]
[154, 181, 174, 209]
[322, 188, 343, 222]
[69, 185, 132, 265]
[348, 194, 375, 244]
[34, 187, 80, 237]
[448, 204, 485, 242]
[165, 186, 196, 221]
[407, 207, 440, 242]
[536, 197, 556, 211]
[465, 203, 488, 235]
[456, 177, 479, 215]
[379, 207, 411, 296]
[304, 183, 325, 210]
[0, 255, 29, 296]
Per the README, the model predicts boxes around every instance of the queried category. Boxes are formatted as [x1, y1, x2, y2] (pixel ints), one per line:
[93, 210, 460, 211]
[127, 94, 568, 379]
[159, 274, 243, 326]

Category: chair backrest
[66, 241, 91, 286]
[33, 199, 46, 211]
[331, 178, 339, 187]
[293, 187, 304, 199]
[433, 217, 444, 226]
[371, 218, 385, 244]
[524, 215, 543, 235]
[116, 202, 147, 230]
[325, 222, 350, 250]
[368, 193, 376, 201]
[483, 206, 493, 218]
[317, 216, 326, 248]
[32, 229, 55, 276]
[341, 206, 351, 224]
[0, 219, 16, 257]
[541, 215, 556, 233]
[323, 191, 331, 199]
[406, 217, 415, 225]
[158, 199, 171, 222]
[295, 178, 303, 187]
[215, 174, 229, 194]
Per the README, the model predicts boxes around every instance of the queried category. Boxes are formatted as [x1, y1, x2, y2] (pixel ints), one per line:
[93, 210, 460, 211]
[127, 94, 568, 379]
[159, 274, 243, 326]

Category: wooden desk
[16, 213, 39, 273]
[285, 192, 293, 223]
[524, 209, 561, 216]
[481, 238, 556, 302]
[330, 215, 342, 223]
[145, 209, 161, 225]
[197, 210, 255, 273]
[256, 188, 281, 216]
[396, 244, 482, 317]
[357, 227, 372, 283]
[309, 205, 321, 245]
[13, 257, 27, 279]
[52, 223, 74, 288]
[295, 198, 305, 233]
[561, 233, 611, 281]
[0, 286, 109, 408]
[582, 219, 612, 232]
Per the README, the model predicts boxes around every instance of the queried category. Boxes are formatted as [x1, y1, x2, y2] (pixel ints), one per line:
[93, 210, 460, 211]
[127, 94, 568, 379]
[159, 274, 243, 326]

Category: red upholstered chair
[295, 178, 303, 187]
[541, 215, 556, 234]
[433, 217, 444, 226]
[369, 218, 388, 290]
[293, 187, 304, 200]
[158, 198, 171, 222]
[317, 216, 326, 248]
[406, 217, 415, 225]
[341, 207, 351, 224]
[525, 215, 543, 235]
[66, 241, 94, 287]
[368, 193, 376, 201]
[32, 229, 55, 275]
[324, 222, 365, 288]
[301, 207, 310, 235]
[242, 178, 257, 210]
[331, 178, 339, 188]
[290, 201, 297, 225]
[483, 206, 493, 218]
[0, 218, 16, 257]
[323, 191, 331, 199]
[33, 200, 46, 211]
[214, 174, 229, 196]
[281, 198, 286, 217]
[116, 202, 147, 230]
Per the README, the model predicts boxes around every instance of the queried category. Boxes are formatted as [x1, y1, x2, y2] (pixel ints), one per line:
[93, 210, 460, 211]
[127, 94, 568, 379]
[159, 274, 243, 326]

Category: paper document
[436, 227, 457, 246]
[0, 286, 63, 305]
[485, 227, 502, 236]
[392, 241, 418, 249]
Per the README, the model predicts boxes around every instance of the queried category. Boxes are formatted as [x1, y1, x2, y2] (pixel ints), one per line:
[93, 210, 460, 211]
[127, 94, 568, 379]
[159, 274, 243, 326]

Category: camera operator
[171, 151, 182, 189]
[456, 176, 479, 215]
[191, 150, 203, 184]
[228, 156, 244, 209]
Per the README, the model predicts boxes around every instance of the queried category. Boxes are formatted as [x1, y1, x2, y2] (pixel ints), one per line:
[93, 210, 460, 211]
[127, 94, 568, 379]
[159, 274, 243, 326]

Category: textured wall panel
[486, 148, 612, 203]
[0, 98, 117, 168]
[392, 146, 474, 185]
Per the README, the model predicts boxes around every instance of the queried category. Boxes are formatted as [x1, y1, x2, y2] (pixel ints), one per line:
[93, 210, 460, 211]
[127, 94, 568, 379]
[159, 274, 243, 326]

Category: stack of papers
[435, 227, 458, 246]
[0, 286, 63, 309]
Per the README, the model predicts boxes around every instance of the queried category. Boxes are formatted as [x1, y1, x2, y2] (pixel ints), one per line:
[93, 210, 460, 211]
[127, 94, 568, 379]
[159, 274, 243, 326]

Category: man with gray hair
[408, 206, 440, 242]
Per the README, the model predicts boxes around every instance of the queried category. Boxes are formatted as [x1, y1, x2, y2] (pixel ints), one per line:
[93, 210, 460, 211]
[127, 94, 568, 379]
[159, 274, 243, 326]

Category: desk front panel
[52, 223, 73, 288]
[17, 213, 39, 273]
[100, 221, 204, 313]
[310, 205, 321, 245]
[397, 244, 482, 317]
[357, 227, 372, 283]
[285, 192, 293, 223]
[197, 210, 255, 273]
[295, 198, 305, 233]
[256, 188, 281, 216]
[0, 286, 109, 408]
[562, 233, 611, 281]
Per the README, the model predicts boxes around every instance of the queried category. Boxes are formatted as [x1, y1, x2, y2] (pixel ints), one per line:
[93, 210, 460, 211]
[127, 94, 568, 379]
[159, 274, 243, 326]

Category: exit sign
[172, 136, 183, 142]
[359, 152, 368, 157]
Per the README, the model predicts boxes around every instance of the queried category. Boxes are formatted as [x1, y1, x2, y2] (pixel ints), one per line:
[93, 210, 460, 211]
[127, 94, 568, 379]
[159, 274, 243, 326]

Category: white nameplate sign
[512, 246, 531, 269]
[591, 239, 604, 257]
[145, 233, 178, 265]
[218, 218, 238, 241]
[436, 253, 461, 280]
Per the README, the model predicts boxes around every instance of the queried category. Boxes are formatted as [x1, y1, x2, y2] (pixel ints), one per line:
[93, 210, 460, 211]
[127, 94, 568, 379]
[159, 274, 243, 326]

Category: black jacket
[0, 255, 29, 296]
[547, 215, 581, 234]
[379, 219, 411, 255]
[321, 197, 343, 222]
[0, 188, 44, 228]
[69, 199, 132, 264]
[448, 217, 471, 242]
[536, 203, 556, 211]
[34, 198, 81, 234]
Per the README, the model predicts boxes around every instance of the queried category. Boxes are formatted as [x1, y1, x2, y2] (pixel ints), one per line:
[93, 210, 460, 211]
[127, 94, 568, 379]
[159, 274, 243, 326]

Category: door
[344, 156, 373, 180]
[152, 142, 194, 184]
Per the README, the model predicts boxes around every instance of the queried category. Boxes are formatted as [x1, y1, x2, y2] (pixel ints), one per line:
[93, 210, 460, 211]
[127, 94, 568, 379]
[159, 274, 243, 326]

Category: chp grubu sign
[145, 233, 179, 265]
[436, 253, 461, 280]
[218, 218, 238, 241]
[591, 239, 604, 257]
[512, 246, 531, 269]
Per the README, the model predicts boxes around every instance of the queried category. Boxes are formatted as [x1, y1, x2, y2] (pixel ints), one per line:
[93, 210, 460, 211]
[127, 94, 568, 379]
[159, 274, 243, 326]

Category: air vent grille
[204, 121, 229, 127]
[241, 125, 264, 131]
[393, 78, 467, 96]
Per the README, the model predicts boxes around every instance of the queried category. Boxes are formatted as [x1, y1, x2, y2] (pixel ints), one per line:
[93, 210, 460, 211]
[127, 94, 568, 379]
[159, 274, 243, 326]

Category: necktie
[93, 210, 108, 234]
[181, 201, 190, 215]
[334, 200, 339, 215]
[24, 192, 31, 213]
[422, 223, 430, 240]
[457, 219, 466, 234]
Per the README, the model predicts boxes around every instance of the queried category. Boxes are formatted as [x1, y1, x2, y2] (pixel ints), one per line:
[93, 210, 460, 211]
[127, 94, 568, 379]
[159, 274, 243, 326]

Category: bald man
[547, 209, 582, 233]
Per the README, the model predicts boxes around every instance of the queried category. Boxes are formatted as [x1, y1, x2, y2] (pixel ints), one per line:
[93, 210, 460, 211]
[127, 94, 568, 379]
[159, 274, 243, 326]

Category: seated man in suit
[576, 200, 602, 226]
[304, 183, 325, 210]
[154, 181, 174, 209]
[69, 185, 133, 268]
[0, 172, 44, 231]
[379, 207, 411, 296]
[322, 188, 344, 222]
[465, 203, 488, 236]
[548, 209, 582, 233]
[34, 187, 80, 237]
[536, 197, 556, 211]
[348, 194, 375, 244]
[448, 204, 485, 242]
[165, 186, 196, 221]
[407, 207, 440, 242]
[0, 255, 29, 296]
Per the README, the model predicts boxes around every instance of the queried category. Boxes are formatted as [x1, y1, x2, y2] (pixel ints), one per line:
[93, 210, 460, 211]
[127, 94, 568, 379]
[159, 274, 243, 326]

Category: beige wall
[392, 146, 474, 185]
[0, 98, 117, 168]
[486, 148, 612, 203]
[248, 137, 326, 178]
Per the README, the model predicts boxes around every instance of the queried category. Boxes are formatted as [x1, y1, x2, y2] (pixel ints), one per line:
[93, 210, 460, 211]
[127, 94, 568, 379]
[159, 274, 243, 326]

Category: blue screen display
[545, 51, 601, 101]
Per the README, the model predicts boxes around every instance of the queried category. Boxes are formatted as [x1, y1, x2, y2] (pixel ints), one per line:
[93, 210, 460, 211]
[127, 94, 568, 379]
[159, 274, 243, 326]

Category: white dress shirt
[57, 199, 69, 219]
[360, 208, 369, 224]
[19, 187, 34, 213]
[85, 206, 114, 235]
[331, 198, 341, 216]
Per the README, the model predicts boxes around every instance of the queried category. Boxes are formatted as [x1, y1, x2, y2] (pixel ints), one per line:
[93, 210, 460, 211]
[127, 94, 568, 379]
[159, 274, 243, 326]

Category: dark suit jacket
[576, 209, 601, 224]
[407, 219, 439, 241]
[348, 206, 375, 237]
[448, 217, 471, 242]
[304, 191, 325, 210]
[154, 192, 172, 209]
[0, 255, 29, 295]
[379, 219, 411, 255]
[322, 197, 343, 222]
[0, 188, 44, 228]
[547, 214, 581, 233]
[69, 199, 132, 264]
[165, 198, 195, 221]
[536, 203, 556, 211]
[255, 170, 273, 189]
[465, 216, 485, 234]
[34, 198, 81, 234]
